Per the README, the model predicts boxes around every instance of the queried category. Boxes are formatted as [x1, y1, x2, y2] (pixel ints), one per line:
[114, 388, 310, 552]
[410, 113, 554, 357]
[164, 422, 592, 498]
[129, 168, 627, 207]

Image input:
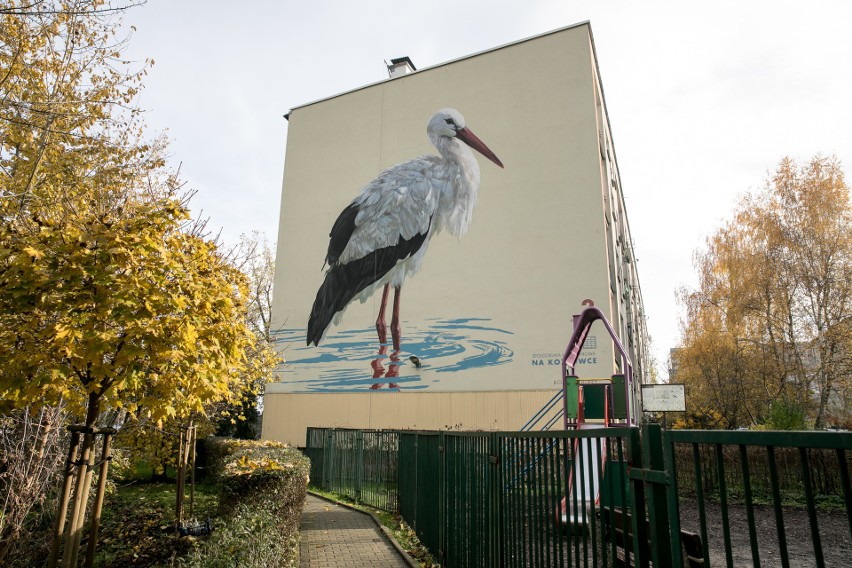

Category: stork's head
[428, 108, 504, 168]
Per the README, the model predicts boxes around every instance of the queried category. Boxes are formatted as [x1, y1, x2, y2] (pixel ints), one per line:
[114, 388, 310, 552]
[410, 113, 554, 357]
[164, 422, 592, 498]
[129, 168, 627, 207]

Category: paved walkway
[299, 493, 414, 567]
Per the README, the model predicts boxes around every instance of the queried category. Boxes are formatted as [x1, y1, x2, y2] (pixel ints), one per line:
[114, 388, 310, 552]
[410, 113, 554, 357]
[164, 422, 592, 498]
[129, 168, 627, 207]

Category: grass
[4, 440, 308, 568]
[308, 486, 439, 567]
[93, 479, 220, 567]
[678, 486, 848, 512]
[94, 439, 310, 568]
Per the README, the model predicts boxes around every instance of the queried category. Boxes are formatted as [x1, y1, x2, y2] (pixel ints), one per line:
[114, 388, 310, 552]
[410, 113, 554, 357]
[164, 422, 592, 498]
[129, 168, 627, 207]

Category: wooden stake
[189, 425, 196, 519]
[47, 431, 81, 568]
[175, 428, 185, 527]
[84, 432, 113, 568]
[61, 430, 94, 568]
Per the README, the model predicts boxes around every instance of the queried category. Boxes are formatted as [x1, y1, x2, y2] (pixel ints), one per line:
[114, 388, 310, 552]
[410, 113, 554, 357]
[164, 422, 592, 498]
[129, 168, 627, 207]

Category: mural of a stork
[307, 108, 504, 351]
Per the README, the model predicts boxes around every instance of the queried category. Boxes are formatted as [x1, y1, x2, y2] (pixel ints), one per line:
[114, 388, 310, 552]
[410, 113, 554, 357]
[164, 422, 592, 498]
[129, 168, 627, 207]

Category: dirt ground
[678, 499, 850, 568]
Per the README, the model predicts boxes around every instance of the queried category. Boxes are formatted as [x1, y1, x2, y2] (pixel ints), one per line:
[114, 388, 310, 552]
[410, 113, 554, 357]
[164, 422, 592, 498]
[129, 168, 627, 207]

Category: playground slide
[560, 423, 607, 527]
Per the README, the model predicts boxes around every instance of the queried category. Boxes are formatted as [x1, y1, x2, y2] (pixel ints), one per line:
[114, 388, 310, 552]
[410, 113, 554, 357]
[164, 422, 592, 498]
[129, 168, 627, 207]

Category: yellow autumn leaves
[0, 0, 279, 426]
[675, 156, 852, 429]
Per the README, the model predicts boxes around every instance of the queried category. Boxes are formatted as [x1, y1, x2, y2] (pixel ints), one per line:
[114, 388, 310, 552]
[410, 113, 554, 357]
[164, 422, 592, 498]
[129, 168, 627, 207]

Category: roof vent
[387, 56, 416, 79]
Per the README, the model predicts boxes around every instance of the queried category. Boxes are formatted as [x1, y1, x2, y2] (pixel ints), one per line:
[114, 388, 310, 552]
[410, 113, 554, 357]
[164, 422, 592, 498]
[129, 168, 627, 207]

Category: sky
[120, 0, 852, 377]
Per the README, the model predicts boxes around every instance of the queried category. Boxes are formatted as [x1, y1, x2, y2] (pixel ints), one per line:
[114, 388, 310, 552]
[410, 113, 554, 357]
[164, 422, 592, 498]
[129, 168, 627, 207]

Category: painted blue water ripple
[270, 317, 514, 391]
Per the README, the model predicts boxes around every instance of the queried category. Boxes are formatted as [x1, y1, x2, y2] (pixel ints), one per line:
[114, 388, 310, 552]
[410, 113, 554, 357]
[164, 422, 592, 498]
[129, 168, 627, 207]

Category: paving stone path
[299, 493, 413, 567]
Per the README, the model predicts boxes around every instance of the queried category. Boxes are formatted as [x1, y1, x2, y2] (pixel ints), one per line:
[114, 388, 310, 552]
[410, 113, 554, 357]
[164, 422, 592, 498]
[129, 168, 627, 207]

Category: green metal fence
[310, 426, 642, 567]
[664, 429, 852, 568]
[304, 427, 398, 512]
[305, 425, 851, 567]
[428, 429, 639, 567]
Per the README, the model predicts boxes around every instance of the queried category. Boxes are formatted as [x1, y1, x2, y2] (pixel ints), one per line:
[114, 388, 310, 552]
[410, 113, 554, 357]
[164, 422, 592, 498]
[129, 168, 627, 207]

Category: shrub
[175, 438, 309, 567]
[0, 405, 68, 566]
[763, 400, 809, 430]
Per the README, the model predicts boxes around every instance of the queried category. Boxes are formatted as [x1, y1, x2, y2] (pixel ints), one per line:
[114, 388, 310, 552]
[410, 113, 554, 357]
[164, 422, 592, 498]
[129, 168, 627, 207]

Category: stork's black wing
[306, 226, 430, 347]
[325, 203, 359, 266]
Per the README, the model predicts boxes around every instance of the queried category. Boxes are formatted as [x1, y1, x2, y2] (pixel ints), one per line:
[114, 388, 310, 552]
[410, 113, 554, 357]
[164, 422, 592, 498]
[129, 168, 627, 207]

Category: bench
[602, 507, 704, 568]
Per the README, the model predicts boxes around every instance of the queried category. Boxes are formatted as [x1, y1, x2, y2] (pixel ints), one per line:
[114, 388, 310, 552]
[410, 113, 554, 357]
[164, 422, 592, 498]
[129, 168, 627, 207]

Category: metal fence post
[324, 429, 333, 490]
[662, 426, 685, 568]
[641, 423, 675, 567]
[627, 427, 650, 568]
[438, 430, 446, 565]
[414, 433, 420, 535]
[355, 429, 364, 501]
[488, 432, 503, 567]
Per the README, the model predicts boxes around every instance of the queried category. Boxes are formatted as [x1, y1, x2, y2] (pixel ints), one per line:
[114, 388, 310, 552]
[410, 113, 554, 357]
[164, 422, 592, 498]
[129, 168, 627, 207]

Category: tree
[0, 183, 271, 426]
[1, 0, 151, 212]
[1, 1, 156, 562]
[0, 1, 279, 561]
[216, 232, 279, 439]
[677, 156, 852, 429]
[674, 290, 770, 428]
[1, 0, 278, 433]
[236, 231, 276, 346]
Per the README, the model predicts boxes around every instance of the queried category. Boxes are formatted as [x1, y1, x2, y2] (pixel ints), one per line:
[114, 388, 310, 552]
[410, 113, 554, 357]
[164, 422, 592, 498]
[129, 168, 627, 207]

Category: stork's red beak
[457, 127, 504, 168]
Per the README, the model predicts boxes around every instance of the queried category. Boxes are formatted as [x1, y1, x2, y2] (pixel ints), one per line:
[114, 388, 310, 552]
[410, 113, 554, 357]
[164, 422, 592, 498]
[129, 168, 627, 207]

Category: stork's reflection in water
[370, 345, 400, 390]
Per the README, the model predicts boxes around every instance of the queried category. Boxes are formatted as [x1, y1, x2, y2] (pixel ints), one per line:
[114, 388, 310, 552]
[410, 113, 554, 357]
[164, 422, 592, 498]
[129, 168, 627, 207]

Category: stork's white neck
[435, 137, 481, 237]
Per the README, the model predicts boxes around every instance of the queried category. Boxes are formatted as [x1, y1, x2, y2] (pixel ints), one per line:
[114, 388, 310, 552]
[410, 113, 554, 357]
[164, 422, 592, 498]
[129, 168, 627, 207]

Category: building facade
[263, 22, 650, 446]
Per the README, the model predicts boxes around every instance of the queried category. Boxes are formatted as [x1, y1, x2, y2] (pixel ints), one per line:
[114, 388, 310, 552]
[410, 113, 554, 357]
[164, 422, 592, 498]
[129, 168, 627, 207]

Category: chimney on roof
[387, 56, 416, 79]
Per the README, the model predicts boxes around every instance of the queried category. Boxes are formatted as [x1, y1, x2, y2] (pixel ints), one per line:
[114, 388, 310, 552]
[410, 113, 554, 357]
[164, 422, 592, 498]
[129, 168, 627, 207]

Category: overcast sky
[121, 0, 852, 377]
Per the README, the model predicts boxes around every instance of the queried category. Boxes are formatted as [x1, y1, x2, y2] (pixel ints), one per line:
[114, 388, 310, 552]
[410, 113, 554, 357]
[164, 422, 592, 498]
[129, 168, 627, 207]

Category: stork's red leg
[376, 284, 390, 345]
[391, 285, 402, 351]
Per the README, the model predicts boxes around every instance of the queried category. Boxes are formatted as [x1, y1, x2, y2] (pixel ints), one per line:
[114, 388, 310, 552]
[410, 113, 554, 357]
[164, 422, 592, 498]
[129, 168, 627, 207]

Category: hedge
[175, 438, 309, 568]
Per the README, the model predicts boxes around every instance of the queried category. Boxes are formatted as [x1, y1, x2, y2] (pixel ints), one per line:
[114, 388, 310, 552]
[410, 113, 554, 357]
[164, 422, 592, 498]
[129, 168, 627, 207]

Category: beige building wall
[263, 389, 561, 446]
[264, 23, 649, 443]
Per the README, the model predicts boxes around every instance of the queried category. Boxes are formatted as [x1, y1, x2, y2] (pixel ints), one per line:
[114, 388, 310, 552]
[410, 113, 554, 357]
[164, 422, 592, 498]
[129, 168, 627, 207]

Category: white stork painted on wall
[306, 108, 504, 350]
